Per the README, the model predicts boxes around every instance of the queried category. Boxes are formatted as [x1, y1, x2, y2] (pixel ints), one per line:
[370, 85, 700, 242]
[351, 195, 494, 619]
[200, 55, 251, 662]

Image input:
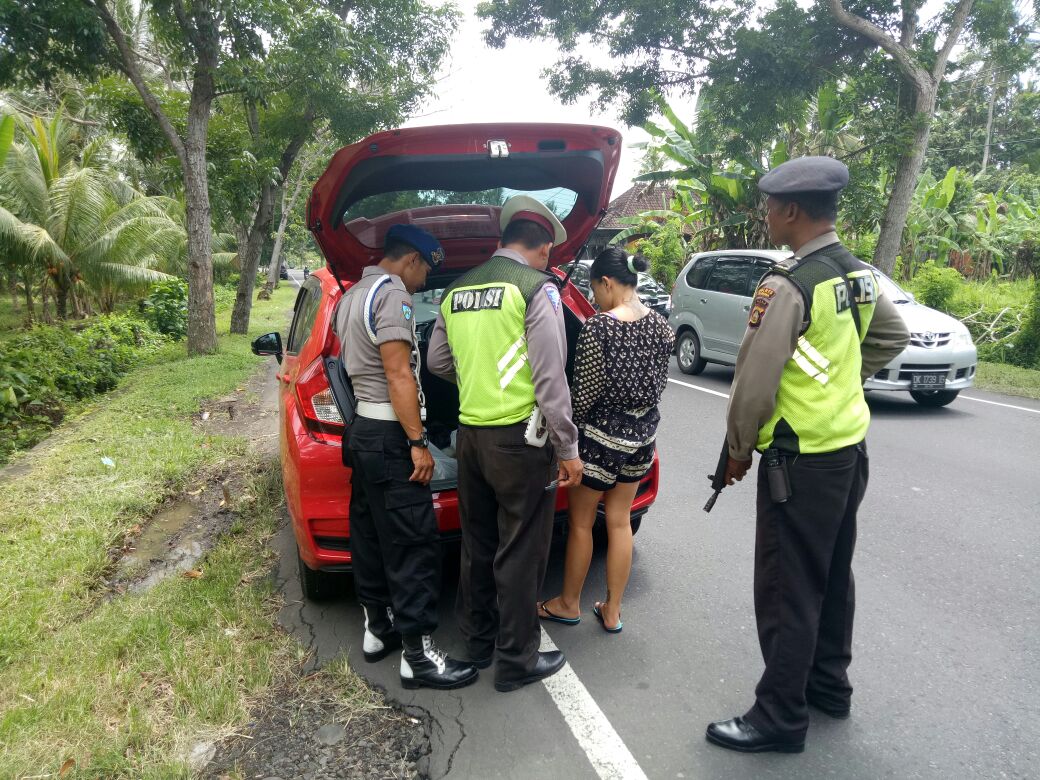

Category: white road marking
[668, 376, 1040, 417]
[667, 377, 730, 399]
[539, 628, 649, 780]
[290, 271, 303, 289]
[958, 395, 1040, 415]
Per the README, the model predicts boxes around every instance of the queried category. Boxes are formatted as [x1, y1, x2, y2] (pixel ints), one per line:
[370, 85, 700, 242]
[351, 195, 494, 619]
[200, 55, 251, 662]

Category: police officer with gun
[335, 224, 478, 691]
[705, 157, 909, 753]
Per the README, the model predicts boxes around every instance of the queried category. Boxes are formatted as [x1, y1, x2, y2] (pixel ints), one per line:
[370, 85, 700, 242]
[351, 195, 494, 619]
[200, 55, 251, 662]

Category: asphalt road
[275, 361, 1040, 779]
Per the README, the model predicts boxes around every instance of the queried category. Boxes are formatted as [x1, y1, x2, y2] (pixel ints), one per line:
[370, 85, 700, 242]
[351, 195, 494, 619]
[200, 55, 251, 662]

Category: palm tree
[0, 109, 183, 320]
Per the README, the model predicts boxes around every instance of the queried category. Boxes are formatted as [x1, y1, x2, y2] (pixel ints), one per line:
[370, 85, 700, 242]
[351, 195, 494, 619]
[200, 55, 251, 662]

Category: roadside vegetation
[0, 287, 303, 777]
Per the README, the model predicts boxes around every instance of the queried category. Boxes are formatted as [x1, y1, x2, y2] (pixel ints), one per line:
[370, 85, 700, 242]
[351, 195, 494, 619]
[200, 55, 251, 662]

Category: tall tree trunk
[55, 282, 68, 320]
[183, 106, 217, 353]
[259, 198, 290, 300]
[872, 87, 936, 276]
[982, 63, 998, 173]
[230, 119, 312, 331]
[21, 272, 34, 324]
[230, 180, 277, 333]
[89, 0, 218, 355]
[260, 166, 310, 300]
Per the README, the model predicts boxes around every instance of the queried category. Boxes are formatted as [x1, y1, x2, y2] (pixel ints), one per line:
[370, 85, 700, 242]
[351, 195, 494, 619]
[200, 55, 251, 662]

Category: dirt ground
[106, 361, 432, 778]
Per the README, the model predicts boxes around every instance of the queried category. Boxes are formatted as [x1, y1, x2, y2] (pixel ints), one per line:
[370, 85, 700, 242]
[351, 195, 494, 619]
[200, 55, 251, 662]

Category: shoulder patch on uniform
[402, 302, 412, 320]
[545, 285, 561, 312]
[748, 287, 775, 329]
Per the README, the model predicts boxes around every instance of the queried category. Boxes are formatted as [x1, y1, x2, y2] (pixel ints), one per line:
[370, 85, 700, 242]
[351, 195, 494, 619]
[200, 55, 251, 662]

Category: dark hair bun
[631, 254, 649, 273]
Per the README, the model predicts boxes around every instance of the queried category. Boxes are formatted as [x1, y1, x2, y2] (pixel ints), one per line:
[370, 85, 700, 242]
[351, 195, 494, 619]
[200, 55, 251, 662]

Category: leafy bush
[911, 262, 963, 310]
[0, 315, 167, 464]
[845, 233, 877, 265]
[140, 279, 188, 339]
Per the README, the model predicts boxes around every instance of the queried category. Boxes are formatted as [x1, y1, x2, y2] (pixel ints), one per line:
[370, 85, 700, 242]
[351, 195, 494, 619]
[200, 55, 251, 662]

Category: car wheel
[910, 389, 960, 407]
[297, 548, 343, 601]
[676, 330, 707, 375]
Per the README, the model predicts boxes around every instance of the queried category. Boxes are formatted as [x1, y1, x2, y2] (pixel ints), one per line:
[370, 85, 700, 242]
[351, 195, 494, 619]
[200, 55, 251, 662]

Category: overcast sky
[401, 0, 657, 200]
[402, 0, 960, 200]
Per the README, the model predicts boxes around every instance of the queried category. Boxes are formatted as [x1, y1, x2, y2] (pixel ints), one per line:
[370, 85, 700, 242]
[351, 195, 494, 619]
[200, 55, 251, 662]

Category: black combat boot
[400, 635, 479, 690]
[362, 605, 401, 663]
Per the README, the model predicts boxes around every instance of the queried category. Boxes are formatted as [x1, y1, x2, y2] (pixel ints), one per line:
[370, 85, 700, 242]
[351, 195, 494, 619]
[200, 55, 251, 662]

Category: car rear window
[287, 282, 322, 354]
[342, 187, 578, 248]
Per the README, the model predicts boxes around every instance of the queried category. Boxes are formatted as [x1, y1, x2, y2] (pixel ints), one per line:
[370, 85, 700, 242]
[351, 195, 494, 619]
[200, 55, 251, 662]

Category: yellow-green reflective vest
[441, 255, 554, 427]
[758, 246, 880, 454]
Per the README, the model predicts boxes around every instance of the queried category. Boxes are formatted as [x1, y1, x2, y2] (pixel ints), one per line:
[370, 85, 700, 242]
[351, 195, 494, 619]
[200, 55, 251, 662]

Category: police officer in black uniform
[334, 224, 477, 691]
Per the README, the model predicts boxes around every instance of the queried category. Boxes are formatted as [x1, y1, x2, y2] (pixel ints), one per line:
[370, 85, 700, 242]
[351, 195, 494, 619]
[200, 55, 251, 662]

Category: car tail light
[295, 358, 344, 443]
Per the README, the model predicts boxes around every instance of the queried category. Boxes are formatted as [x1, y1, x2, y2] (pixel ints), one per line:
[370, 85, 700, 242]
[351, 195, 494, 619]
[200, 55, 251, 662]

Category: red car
[252, 123, 661, 600]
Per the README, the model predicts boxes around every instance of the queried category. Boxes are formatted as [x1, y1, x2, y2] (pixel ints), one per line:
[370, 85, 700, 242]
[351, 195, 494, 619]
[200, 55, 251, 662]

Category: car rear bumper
[296, 454, 660, 574]
[315, 506, 652, 573]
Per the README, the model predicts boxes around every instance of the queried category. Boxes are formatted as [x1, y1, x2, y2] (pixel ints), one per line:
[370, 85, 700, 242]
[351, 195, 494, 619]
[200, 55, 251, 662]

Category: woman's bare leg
[540, 483, 602, 619]
[595, 480, 640, 628]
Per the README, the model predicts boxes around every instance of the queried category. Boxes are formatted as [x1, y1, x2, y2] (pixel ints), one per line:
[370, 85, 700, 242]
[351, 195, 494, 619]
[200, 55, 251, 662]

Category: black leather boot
[400, 635, 479, 690]
[362, 605, 401, 663]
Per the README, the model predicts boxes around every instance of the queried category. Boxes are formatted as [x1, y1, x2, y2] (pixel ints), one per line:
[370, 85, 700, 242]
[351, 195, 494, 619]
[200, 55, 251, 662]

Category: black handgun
[704, 438, 730, 513]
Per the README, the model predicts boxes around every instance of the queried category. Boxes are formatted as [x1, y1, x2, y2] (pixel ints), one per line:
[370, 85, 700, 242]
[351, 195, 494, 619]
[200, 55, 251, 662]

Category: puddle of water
[115, 499, 211, 593]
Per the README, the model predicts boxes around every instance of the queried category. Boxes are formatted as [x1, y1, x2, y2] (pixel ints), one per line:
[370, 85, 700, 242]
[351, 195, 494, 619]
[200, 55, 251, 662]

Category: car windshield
[877, 272, 912, 303]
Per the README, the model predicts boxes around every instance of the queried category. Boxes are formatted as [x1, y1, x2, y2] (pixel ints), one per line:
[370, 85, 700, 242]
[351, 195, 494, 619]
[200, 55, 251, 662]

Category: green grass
[0, 286, 303, 778]
[974, 360, 1040, 400]
[947, 277, 1033, 313]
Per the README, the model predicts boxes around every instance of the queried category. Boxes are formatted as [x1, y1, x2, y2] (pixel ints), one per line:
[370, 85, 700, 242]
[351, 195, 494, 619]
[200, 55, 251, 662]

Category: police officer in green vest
[706, 158, 910, 753]
[427, 195, 583, 692]
[335, 224, 478, 691]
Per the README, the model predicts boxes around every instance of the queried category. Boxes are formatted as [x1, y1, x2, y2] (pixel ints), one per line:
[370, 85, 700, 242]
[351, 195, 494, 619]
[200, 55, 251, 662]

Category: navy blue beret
[386, 224, 445, 268]
[759, 156, 849, 196]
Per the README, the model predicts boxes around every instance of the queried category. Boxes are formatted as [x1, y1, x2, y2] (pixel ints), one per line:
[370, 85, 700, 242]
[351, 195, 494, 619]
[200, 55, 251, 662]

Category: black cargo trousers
[454, 422, 557, 683]
[346, 415, 440, 638]
[746, 441, 869, 740]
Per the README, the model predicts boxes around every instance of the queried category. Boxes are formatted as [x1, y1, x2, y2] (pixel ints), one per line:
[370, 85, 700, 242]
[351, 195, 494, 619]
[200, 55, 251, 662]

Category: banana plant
[633, 92, 769, 251]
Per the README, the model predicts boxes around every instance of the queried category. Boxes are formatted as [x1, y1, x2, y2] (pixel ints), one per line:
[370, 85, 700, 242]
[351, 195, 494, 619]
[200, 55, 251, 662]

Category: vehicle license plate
[911, 371, 947, 390]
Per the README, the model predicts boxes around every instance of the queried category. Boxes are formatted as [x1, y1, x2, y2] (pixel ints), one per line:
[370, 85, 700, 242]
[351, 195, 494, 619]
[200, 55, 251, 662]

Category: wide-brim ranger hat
[499, 194, 567, 245]
[758, 155, 849, 196]
[385, 223, 445, 268]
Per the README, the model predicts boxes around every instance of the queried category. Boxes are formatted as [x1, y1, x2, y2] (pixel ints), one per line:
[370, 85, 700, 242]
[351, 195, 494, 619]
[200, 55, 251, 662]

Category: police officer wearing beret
[335, 224, 478, 691]
[427, 195, 583, 692]
[706, 158, 910, 752]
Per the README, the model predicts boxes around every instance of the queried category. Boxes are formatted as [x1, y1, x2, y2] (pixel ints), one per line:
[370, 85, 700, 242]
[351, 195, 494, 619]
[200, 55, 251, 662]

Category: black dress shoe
[494, 650, 566, 692]
[806, 695, 851, 719]
[705, 717, 804, 754]
[468, 654, 493, 670]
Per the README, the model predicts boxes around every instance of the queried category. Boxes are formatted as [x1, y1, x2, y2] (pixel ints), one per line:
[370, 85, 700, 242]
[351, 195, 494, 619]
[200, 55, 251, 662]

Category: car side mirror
[252, 331, 284, 364]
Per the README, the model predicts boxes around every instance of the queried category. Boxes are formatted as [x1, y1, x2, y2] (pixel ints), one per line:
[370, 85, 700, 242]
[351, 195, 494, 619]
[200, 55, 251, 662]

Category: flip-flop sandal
[537, 600, 581, 626]
[593, 603, 623, 634]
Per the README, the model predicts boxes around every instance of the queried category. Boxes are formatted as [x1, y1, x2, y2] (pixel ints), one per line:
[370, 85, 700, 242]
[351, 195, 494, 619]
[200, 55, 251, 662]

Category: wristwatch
[407, 432, 429, 449]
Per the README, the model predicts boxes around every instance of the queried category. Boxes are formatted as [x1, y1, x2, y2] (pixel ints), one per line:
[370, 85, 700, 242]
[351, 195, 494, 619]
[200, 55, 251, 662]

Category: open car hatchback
[251, 123, 662, 600]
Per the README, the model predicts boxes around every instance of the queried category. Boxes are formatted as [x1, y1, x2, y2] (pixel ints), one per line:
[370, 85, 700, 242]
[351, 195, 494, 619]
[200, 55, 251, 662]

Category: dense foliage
[0, 314, 168, 464]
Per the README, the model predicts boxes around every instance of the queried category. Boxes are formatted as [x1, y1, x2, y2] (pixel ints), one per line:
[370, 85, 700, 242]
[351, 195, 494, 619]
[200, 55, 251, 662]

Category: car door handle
[743, 305, 750, 312]
[700, 298, 708, 304]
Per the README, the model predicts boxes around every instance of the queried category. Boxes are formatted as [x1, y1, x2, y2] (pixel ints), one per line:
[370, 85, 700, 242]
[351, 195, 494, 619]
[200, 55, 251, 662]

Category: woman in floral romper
[538, 248, 674, 633]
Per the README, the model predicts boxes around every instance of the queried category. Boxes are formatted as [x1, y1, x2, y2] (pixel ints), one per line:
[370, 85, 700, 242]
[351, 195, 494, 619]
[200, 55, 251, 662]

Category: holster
[763, 448, 792, 503]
